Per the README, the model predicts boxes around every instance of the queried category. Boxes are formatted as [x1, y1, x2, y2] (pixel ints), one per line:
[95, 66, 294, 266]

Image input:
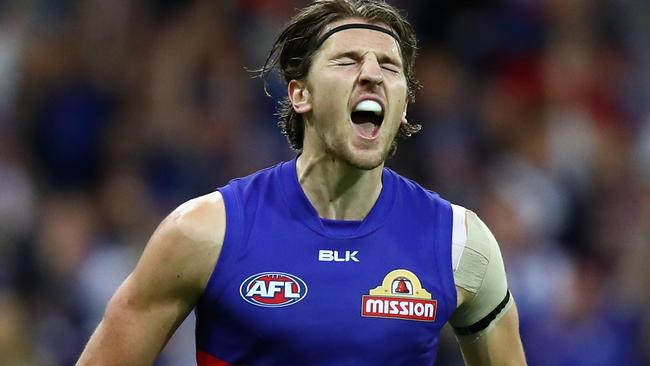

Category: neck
[296, 152, 383, 220]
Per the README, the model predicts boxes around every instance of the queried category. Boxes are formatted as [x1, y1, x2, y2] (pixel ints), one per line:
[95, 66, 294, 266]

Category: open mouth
[351, 100, 384, 139]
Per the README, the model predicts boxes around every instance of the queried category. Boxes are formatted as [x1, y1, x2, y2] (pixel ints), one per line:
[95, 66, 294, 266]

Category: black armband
[454, 290, 511, 336]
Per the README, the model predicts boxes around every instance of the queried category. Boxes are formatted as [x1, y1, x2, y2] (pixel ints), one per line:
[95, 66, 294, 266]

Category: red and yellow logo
[362, 269, 437, 322]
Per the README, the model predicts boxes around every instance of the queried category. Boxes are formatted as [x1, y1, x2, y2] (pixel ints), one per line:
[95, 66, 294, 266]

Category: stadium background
[0, 0, 649, 365]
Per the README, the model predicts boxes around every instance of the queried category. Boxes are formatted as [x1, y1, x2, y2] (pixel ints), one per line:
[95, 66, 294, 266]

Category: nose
[358, 55, 383, 87]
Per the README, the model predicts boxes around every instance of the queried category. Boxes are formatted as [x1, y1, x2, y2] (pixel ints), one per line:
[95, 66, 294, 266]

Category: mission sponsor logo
[362, 269, 437, 322]
[240, 272, 307, 307]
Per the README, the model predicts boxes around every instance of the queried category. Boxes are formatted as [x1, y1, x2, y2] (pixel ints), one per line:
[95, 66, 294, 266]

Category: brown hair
[259, 0, 421, 153]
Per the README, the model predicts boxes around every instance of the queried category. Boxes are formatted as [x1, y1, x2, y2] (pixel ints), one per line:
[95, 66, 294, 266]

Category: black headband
[315, 23, 399, 50]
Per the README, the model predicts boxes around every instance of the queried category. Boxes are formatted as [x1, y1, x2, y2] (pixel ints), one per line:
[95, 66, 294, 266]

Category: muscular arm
[456, 291, 526, 365]
[76, 192, 225, 366]
[450, 207, 526, 365]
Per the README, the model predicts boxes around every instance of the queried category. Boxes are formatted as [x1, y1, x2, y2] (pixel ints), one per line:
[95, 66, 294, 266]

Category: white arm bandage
[449, 205, 512, 336]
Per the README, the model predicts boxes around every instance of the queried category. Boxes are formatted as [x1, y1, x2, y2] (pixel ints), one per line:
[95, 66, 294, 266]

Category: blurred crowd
[0, 0, 649, 365]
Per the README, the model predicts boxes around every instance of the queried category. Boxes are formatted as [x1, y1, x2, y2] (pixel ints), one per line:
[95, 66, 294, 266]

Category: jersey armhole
[451, 204, 468, 271]
[196, 184, 245, 306]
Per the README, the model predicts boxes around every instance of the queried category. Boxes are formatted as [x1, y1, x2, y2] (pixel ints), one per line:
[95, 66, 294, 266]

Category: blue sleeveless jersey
[195, 159, 457, 365]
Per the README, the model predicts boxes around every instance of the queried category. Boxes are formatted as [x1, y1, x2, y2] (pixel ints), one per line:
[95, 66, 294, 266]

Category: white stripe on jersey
[451, 204, 468, 271]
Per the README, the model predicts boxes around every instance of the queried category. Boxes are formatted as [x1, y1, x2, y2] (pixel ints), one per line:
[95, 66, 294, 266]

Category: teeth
[354, 100, 383, 116]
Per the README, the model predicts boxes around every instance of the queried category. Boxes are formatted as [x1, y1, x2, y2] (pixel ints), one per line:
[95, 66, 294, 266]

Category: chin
[344, 148, 388, 171]
[347, 159, 382, 171]
[324, 137, 390, 170]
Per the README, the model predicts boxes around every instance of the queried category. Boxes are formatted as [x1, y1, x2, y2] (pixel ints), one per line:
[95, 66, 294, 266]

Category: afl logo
[240, 272, 308, 307]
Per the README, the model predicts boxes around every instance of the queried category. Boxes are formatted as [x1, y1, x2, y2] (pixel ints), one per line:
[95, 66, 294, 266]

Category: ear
[288, 80, 312, 114]
[401, 102, 409, 125]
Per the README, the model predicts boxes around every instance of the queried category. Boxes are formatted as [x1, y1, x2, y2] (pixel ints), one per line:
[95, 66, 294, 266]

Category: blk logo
[318, 250, 360, 262]
[240, 272, 308, 307]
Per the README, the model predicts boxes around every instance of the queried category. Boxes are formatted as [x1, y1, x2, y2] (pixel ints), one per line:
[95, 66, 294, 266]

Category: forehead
[318, 18, 402, 59]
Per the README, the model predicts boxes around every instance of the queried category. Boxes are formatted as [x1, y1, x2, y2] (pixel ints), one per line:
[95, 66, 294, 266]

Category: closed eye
[381, 65, 400, 73]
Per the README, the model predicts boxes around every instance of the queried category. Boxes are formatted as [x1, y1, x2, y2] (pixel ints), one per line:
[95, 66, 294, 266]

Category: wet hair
[259, 0, 421, 153]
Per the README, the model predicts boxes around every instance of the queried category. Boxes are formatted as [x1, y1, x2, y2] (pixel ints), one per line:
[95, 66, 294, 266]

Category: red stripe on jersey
[196, 351, 231, 366]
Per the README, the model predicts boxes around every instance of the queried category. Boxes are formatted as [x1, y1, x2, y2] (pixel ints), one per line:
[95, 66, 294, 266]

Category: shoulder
[449, 206, 511, 335]
[451, 206, 505, 300]
[451, 207, 500, 272]
[385, 168, 449, 206]
[225, 161, 287, 191]
[166, 191, 226, 246]
[139, 191, 226, 295]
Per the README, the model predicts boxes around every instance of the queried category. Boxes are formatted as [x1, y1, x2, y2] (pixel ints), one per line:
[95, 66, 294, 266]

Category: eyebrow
[331, 50, 403, 67]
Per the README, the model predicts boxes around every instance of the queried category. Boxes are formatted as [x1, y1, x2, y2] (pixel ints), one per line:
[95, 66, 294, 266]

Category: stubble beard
[323, 135, 390, 171]
[309, 111, 397, 171]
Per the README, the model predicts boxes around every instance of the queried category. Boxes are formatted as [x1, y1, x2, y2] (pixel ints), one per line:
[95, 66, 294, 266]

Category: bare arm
[450, 207, 526, 365]
[456, 288, 527, 365]
[76, 192, 225, 366]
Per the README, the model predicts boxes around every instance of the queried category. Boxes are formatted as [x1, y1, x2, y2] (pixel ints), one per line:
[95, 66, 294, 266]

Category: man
[77, 0, 527, 365]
